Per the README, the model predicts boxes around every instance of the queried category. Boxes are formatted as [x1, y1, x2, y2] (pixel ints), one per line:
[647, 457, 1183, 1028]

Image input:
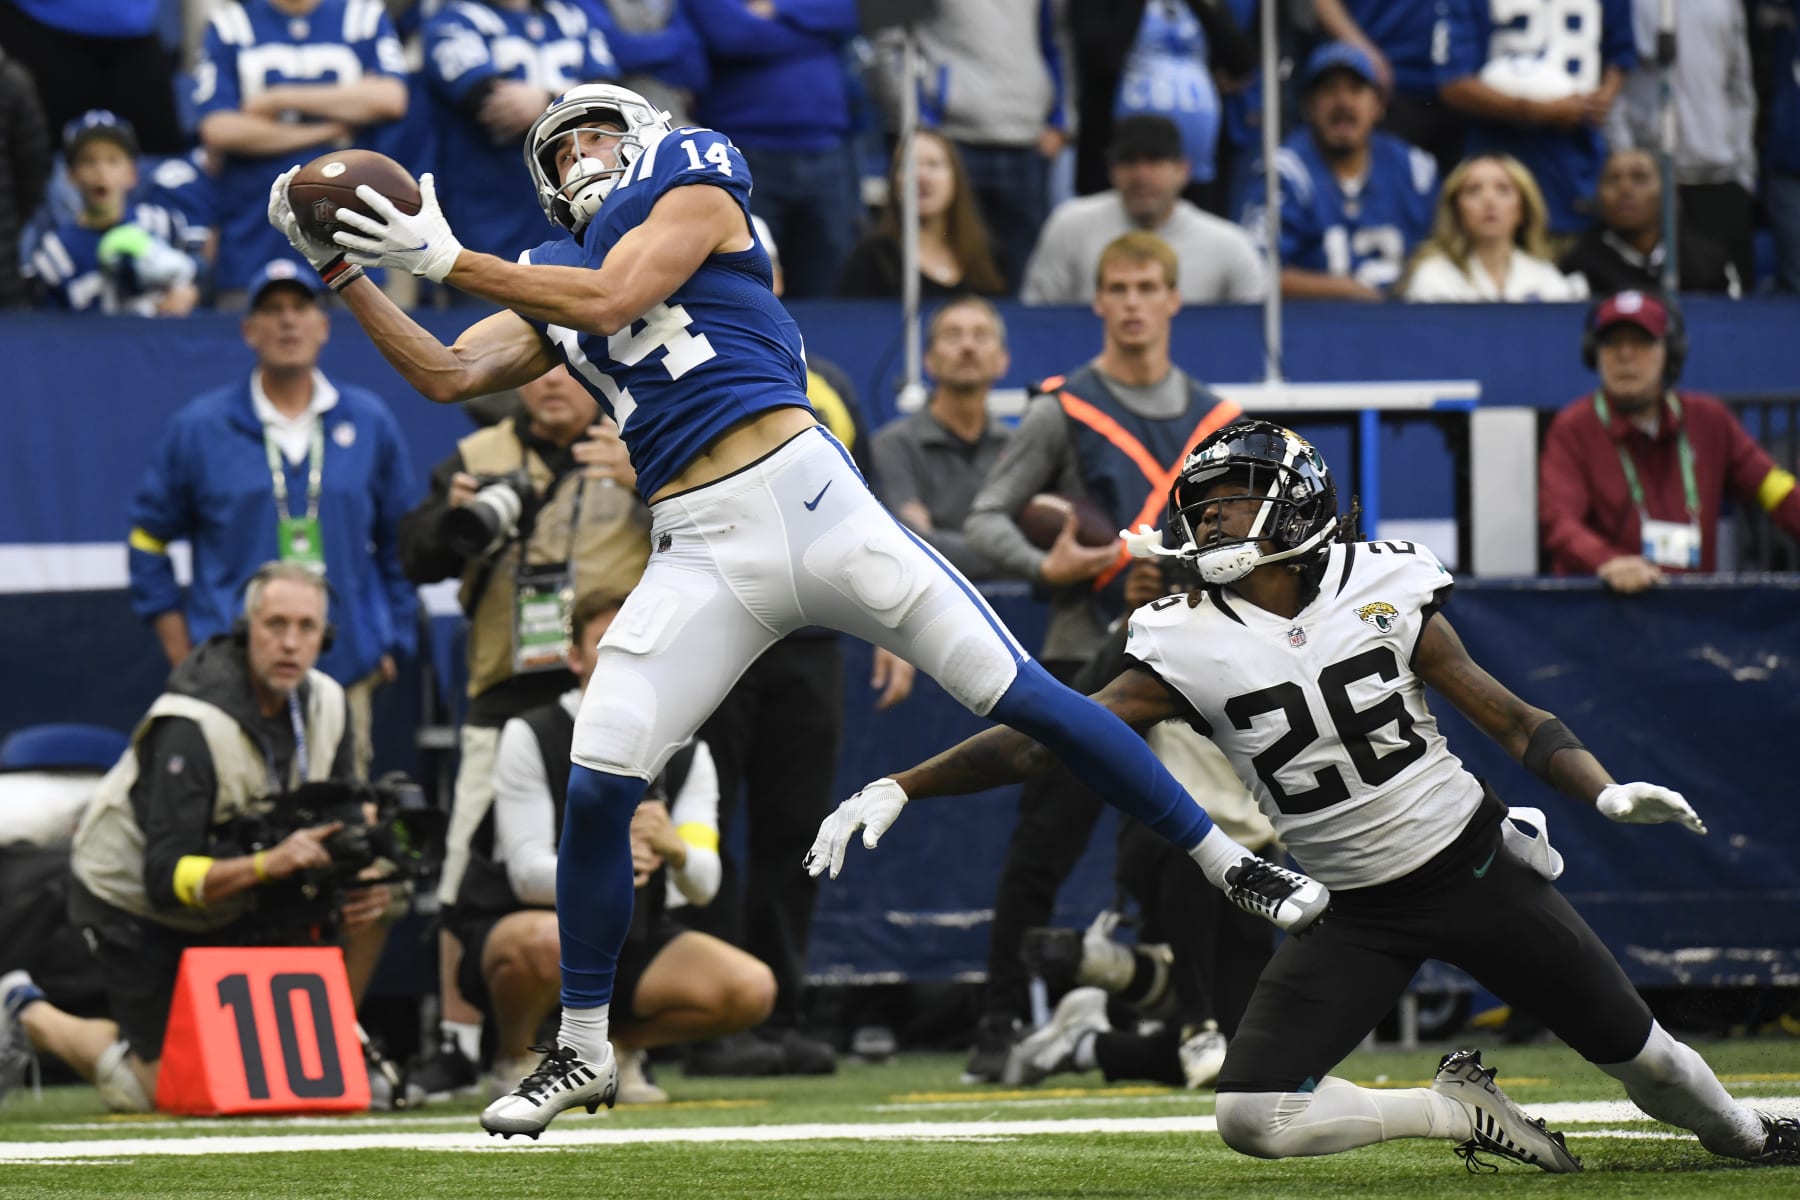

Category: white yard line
[4, 1098, 1797, 1163]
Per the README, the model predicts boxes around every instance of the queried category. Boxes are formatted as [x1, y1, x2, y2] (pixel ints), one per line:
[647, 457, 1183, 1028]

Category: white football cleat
[1178, 1021, 1228, 1089]
[1432, 1048, 1582, 1173]
[1222, 859, 1330, 935]
[479, 1043, 616, 1140]
[1003, 987, 1110, 1086]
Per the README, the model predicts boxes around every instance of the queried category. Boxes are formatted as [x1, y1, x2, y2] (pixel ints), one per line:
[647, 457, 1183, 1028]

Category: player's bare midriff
[648, 404, 821, 504]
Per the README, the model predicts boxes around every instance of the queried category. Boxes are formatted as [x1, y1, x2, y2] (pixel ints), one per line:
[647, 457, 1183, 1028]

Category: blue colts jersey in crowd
[1237, 129, 1438, 294]
[1436, 0, 1635, 234]
[520, 126, 809, 499]
[29, 203, 199, 313]
[192, 0, 408, 290]
[425, 0, 618, 262]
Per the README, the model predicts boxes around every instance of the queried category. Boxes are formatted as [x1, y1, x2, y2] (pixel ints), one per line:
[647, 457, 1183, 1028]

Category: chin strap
[1122, 519, 1340, 585]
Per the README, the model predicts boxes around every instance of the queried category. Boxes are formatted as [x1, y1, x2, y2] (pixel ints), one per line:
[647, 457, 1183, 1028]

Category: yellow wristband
[252, 850, 270, 883]
[172, 855, 215, 908]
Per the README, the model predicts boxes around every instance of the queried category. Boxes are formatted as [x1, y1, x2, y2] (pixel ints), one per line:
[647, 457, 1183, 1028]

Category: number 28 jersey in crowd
[1126, 540, 1480, 890]
[519, 125, 808, 500]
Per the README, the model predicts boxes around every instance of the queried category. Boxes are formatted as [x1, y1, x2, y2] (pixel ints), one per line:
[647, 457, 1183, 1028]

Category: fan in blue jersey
[1437, 0, 1635, 236]
[28, 111, 200, 316]
[1237, 42, 1438, 300]
[423, 1, 619, 263]
[267, 81, 1332, 1139]
[193, 0, 409, 294]
[1314, 0, 1463, 174]
[1765, 0, 1800, 294]
[135, 148, 218, 265]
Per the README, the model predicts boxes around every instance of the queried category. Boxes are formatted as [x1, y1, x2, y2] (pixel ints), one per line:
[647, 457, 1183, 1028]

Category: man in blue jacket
[127, 259, 419, 778]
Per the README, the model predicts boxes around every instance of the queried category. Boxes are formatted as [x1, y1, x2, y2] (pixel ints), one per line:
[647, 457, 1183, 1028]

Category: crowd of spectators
[3, 0, 1799, 312]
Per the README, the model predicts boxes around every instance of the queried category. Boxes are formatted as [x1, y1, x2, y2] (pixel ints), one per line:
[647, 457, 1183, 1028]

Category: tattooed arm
[892, 665, 1190, 799]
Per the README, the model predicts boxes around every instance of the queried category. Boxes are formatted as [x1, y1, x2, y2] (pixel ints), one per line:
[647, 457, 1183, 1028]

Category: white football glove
[267, 165, 343, 272]
[803, 778, 909, 880]
[332, 172, 464, 283]
[1597, 782, 1707, 835]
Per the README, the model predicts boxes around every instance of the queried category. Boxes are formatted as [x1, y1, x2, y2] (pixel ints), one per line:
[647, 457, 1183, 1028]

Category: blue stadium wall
[2, 298, 1797, 989]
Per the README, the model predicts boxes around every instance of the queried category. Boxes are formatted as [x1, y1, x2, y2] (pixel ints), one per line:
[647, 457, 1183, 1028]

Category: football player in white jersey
[266, 85, 1331, 1138]
[812, 420, 1799, 1172]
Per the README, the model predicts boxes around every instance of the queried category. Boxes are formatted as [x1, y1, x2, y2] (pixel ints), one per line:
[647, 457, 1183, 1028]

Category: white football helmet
[524, 83, 673, 235]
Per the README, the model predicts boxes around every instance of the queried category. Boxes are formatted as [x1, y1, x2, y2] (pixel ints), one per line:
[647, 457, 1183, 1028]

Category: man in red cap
[1539, 290, 1800, 592]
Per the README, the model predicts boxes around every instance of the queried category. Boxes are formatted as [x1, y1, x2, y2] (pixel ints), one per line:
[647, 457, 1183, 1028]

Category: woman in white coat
[1401, 154, 1588, 302]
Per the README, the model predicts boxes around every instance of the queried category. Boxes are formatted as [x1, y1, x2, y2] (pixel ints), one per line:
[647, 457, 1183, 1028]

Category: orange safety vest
[1039, 373, 1242, 592]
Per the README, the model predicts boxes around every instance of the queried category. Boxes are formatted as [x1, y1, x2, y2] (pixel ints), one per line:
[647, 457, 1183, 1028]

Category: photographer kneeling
[454, 589, 774, 1109]
[0, 564, 393, 1112]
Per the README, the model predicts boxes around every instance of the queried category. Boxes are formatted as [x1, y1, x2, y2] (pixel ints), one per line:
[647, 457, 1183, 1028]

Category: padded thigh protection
[570, 427, 1028, 779]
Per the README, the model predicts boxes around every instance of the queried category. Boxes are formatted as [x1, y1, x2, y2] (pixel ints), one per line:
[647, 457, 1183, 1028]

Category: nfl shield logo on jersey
[1287, 625, 1307, 648]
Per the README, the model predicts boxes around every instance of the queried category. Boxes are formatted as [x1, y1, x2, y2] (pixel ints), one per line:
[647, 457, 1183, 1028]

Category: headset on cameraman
[1580, 291, 1688, 384]
[229, 561, 338, 653]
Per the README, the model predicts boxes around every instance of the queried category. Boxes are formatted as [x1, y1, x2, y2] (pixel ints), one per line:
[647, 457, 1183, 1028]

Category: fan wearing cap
[127, 260, 420, 777]
[27, 111, 199, 316]
[1235, 43, 1437, 301]
[1539, 290, 1800, 591]
[1021, 114, 1265, 306]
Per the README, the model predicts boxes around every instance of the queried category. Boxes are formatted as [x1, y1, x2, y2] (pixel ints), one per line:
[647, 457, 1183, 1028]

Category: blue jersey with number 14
[520, 126, 807, 499]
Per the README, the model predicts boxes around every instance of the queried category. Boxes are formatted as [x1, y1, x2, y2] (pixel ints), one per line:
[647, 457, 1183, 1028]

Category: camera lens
[444, 482, 524, 557]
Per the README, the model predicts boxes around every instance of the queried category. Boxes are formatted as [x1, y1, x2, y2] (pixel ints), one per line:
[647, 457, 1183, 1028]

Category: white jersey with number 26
[1126, 541, 1482, 889]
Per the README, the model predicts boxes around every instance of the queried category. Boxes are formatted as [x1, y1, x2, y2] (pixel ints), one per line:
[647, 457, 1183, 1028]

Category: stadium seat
[0, 723, 129, 773]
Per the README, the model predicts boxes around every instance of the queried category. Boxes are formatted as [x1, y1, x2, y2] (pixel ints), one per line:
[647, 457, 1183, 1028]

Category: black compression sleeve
[1522, 717, 1587, 783]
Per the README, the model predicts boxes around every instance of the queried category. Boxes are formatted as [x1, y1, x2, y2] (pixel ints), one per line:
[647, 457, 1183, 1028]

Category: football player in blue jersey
[1437, 0, 1635, 236]
[814, 420, 1800, 1173]
[195, 0, 409, 294]
[1237, 42, 1438, 301]
[266, 82, 1330, 1138]
[423, 0, 620, 263]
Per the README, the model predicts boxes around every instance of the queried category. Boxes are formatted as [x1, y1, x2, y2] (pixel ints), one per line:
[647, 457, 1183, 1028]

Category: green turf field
[2, 1037, 1797, 1199]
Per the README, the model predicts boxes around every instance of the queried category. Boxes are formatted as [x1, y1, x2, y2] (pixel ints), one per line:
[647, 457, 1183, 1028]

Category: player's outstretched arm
[338, 281, 558, 404]
[1414, 613, 1707, 834]
[335, 175, 748, 336]
[900, 666, 1182, 800]
[269, 167, 556, 402]
[804, 667, 1182, 879]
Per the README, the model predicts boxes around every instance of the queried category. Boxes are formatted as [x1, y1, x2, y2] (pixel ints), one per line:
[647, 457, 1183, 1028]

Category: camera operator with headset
[0, 563, 393, 1113]
[1539, 290, 1800, 592]
[397, 363, 650, 1094]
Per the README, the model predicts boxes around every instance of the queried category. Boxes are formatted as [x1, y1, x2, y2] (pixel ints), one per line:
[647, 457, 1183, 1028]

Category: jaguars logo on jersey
[1356, 601, 1399, 633]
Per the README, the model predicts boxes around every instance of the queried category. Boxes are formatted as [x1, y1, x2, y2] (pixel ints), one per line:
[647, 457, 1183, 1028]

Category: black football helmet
[1166, 421, 1339, 584]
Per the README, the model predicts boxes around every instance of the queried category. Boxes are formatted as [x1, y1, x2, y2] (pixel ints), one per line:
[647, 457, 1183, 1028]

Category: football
[1015, 493, 1119, 551]
[288, 149, 421, 245]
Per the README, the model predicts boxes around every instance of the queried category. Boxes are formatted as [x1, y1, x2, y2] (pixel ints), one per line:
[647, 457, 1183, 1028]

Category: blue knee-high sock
[557, 763, 647, 1008]
[987, 660, 1214, 850]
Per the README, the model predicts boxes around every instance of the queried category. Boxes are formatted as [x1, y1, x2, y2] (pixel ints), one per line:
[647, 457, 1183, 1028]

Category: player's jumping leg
[980, 662, 1324, 931]
[478, 764, 641, 1139]
[789, 429, 1327, 932]
[481, 538, 781, 1138]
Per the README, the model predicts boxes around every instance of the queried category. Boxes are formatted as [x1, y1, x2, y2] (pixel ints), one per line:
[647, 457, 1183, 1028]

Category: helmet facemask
[1167, 425, 1339, 585]
[524, 85, 672, 235]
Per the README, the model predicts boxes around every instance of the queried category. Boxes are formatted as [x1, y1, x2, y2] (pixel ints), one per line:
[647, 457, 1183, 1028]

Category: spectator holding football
[955, 230, 1245, 1082]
